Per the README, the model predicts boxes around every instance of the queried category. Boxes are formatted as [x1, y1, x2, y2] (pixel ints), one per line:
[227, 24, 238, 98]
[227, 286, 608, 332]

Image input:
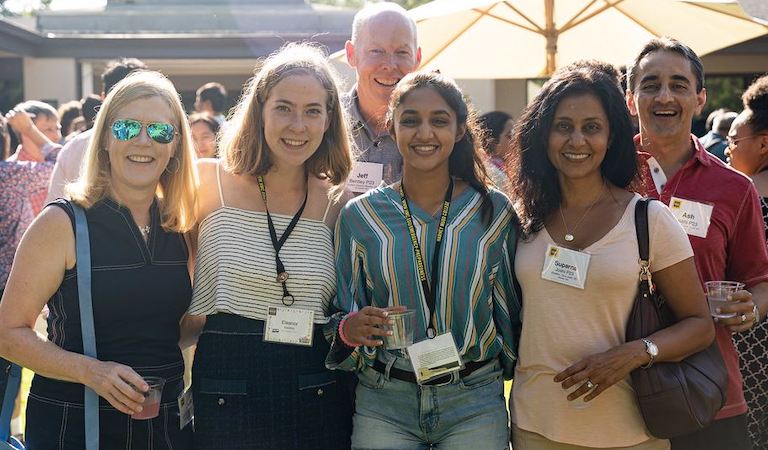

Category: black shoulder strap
[634, 198, 650, 262]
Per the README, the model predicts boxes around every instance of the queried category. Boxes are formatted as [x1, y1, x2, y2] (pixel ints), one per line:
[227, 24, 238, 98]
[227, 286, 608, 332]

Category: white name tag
[541, 244, 591, 290]
[669, 196, 713, 238]
[178, 387, 194, 430]
[347, 162, 384, 193]
[264, 307, 314, 346]
[406, 332, 463, 384]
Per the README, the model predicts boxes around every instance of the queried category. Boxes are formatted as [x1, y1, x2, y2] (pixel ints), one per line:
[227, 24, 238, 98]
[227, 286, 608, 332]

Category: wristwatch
[641, 338, 658, 369]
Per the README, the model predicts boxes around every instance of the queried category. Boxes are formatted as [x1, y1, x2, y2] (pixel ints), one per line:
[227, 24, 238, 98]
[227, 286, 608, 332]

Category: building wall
[22, 57, 77, 107]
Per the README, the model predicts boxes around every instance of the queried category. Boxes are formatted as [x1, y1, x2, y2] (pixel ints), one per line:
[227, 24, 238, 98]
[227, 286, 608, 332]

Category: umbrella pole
[545, 0, 557, 75]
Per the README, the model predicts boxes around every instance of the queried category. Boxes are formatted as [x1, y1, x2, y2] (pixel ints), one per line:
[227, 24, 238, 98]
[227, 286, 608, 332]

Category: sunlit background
[6, 0, 107, 12]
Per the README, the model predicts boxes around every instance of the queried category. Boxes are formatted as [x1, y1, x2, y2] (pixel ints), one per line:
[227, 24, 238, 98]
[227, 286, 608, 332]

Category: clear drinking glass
[705, 281, 745, 319]
[382, 310, 416, 349]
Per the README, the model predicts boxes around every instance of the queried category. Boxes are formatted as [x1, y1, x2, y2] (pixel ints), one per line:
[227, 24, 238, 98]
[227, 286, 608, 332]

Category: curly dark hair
[742, 74, 768, 134]
[386, 70, 494, 224]
[508, 60, 639, 238]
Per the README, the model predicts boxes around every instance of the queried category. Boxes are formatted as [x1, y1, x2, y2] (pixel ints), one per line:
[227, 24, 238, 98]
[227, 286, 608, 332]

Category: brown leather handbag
[625, 199, 728, 439]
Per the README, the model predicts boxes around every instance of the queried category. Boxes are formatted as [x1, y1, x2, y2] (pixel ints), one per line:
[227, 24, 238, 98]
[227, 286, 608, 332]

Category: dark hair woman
[507, 61, 714, 450]
[329, 70, 521, 449]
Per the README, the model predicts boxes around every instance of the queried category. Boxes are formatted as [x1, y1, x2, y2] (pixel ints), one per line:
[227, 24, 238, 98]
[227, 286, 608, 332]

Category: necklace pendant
[276, 272, 289, 283]
[564, 233, 575, 242]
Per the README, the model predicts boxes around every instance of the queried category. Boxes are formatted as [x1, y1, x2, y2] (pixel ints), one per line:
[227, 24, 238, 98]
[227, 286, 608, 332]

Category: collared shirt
[638, 134, 768, 420]
[330, 185, 521, 379]
[343, 88, 402, 185]
[46, 128, 92, 202]
[0, 143, 61, 287]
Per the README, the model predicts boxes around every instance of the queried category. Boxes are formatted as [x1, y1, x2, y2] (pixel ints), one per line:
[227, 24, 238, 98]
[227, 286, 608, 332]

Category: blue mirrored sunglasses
[111, 119, 177, 144]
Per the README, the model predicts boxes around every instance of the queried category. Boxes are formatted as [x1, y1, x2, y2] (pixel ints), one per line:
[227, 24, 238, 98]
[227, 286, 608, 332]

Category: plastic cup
[131, 376, 165, 420]
[382, 310, 416, 349]
[705, 281, 745, 319]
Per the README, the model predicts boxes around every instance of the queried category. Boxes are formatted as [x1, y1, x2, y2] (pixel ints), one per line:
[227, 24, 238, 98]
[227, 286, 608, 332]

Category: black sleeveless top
[31, 198, 191, 405]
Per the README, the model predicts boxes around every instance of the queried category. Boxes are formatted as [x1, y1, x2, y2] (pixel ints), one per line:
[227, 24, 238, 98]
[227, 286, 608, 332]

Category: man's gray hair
[351, 2, 418, 46]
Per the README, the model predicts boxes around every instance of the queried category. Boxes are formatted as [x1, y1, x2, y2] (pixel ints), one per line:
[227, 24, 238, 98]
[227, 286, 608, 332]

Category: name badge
[264, 307, 314, 346]
[541, 244, 591, 289]
[669, 196, 713, 238]
[178, 387, 194, 430]
[406, 332, 463, 384]
[347, 162, 384, 193]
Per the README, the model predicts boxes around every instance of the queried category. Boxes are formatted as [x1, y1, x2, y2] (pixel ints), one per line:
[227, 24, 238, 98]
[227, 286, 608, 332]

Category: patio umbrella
[337, 0, 767, 79]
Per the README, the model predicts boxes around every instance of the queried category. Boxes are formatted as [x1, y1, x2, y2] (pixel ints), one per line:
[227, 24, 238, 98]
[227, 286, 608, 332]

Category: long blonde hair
[67, 71, 198, 232]
[219, 42, 352, 185]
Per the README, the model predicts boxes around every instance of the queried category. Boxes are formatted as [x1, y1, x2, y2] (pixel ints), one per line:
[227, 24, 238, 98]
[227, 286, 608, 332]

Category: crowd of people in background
[0, 1, 767, 449]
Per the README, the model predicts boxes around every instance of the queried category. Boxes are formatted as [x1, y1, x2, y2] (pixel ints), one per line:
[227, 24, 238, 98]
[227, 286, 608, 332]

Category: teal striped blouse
[330, 183, 522, 379]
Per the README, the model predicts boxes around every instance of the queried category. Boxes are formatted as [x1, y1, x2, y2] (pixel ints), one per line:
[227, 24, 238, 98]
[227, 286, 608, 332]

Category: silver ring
[585, 380, 595, 390]
[740, 313, 748, 324]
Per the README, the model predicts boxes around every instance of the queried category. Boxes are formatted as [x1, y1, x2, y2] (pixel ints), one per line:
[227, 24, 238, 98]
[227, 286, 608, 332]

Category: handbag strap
[0, 364, 21, 442]
[72, 204, 99, 450]
[634, 198, 663, 306]
[634, 198, 651, 262]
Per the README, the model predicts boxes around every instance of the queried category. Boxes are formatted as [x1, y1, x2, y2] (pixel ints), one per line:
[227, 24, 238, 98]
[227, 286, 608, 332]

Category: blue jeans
[351, 358, 509, 450]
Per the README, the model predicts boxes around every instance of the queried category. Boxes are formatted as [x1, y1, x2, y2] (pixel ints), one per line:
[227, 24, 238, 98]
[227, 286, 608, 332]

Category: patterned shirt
[9, 146, 47, 215]
[0, 143, 60, 287]
[343, 88, 403, 185]
[329, 184, 521, 378]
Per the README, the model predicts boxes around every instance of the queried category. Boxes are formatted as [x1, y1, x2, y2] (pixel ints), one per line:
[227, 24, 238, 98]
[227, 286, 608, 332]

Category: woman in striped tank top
[327, 71, 522, 449]
[183, 43, 355, 449]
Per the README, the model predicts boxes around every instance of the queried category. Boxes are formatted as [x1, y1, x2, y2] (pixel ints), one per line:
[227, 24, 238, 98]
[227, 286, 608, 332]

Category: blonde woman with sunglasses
[0, 71, 196, 449]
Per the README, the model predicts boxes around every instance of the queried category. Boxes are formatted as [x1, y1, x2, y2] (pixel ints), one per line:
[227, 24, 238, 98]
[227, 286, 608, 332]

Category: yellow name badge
[541, 244, 591, 290]
[264, 307, 314, 347]
[669, 196, 713, 238]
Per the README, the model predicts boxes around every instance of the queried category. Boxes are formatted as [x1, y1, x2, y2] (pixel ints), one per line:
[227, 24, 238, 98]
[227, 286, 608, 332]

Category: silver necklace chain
[559, 183, 606, 242]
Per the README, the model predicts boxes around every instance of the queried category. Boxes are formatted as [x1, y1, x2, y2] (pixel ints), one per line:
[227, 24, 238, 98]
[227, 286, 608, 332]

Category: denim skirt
[191, 313, 353, 450]
[25, 361, 192, 450]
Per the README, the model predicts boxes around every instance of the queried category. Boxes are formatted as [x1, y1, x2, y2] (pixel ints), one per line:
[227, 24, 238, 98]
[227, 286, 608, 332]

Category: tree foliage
[0, 0, 11, 17]
[1, 0, 53, 16]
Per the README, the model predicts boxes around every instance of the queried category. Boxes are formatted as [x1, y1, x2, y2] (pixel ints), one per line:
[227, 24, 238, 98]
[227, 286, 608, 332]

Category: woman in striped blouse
[185, 43, 354, 449]
[328, 71, 521, 449]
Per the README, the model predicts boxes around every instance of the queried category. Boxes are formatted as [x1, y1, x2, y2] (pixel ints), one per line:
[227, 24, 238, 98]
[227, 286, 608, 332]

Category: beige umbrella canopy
[394, 0, 768, 78]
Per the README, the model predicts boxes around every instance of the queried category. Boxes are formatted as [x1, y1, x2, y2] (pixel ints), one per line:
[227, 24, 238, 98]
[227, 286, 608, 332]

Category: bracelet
[753, 304, 761, 325]
[339, 312, 362, 348]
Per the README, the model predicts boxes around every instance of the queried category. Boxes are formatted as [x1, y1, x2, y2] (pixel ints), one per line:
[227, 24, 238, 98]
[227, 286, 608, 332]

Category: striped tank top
[189, 163, 335, 324]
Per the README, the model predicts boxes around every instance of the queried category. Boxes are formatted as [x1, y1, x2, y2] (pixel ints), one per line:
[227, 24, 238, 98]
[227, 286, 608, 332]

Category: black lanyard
[257, 175, 308, 306]
[400, 178, 453, 338]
